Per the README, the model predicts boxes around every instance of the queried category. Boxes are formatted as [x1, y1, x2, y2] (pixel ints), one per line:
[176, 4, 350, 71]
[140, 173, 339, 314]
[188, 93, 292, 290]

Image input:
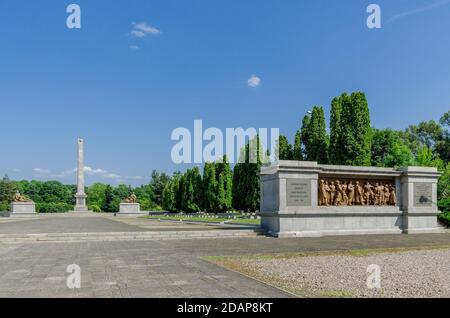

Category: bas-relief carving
[319, 178, 397, 207]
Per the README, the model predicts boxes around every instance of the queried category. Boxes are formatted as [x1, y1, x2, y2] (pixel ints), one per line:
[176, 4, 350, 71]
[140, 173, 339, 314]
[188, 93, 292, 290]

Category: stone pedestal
[399, 167, 442, 234]
[259, 161, 443, 238]
[70, 193, 92, 213]
[119, 203, 143, 215]
[10, 202, 37, 217]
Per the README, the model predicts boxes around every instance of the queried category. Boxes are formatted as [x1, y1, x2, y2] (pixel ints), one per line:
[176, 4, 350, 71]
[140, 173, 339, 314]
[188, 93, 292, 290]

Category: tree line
[1, 91, 449, 219]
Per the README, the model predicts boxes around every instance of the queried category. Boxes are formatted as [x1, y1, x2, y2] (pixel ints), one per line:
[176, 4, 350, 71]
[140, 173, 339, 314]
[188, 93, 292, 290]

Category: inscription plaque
[414, 183, 432, 207]
[286, 179, 311, 207]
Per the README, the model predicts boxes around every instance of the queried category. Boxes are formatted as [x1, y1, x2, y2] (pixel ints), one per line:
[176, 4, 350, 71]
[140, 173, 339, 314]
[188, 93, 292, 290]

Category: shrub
[36, 202, 72, 213]
[88, 204, 101, 213]
[438, 212, 450, 227]
[438, 198, 450, 227]
[438, 198, 450, 214]
[0, 201, 9, 212]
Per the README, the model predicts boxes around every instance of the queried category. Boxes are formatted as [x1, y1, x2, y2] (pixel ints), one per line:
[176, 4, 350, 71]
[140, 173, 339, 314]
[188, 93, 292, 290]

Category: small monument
[119, 192, 142, 215]
[70, 138, 92, 213]
[10, 190, 37, 217]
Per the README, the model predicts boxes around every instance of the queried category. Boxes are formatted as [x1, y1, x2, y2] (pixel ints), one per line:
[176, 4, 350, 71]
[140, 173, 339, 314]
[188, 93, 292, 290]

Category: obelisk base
[69, 194, 92, 213]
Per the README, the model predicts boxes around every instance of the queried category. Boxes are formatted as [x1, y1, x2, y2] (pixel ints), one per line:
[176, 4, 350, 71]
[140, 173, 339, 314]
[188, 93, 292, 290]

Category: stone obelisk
[73, 138, 91, 212]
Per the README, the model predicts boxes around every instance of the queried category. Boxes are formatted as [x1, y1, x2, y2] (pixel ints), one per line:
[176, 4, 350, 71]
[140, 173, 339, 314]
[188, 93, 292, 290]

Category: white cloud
[129, 45, 139, 50]
[247, 74, 261, 88]
[45, 166, 146, 184]
[131, 30, 146, 38]
[131, 22, 161, 38]
[33, 168, 51, 174]
[125, 176, 145, 180]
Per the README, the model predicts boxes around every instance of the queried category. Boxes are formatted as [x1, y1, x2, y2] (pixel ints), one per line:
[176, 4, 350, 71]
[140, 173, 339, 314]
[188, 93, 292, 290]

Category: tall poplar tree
[300, 114, 311, 159]
[306, 106, 329, 163]
[203, 162, 218, 212]
[332, 92, 372, 166]
[293, 130, 303, 161]
[162, 181, 176, 212]
[216, 155, 233, 211]
[351, 92, 372, 166]
[277, 135, 294, 160]
[329, 96, 343, 164]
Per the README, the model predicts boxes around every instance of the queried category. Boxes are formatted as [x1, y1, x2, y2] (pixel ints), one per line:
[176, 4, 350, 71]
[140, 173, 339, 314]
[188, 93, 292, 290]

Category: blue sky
[0, 0, 449, 185]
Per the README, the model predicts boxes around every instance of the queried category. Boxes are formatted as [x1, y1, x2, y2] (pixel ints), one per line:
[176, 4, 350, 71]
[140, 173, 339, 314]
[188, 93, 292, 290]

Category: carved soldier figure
[383, 184, 391, 206]
[319, 180, 330, 206]
[341, 181, 348, 205]
[335, 181, 345, 206]
[355, 181, 365, 205]
[347, 181, 355, 206]
[324, 181, 331, 206]
[389, 185, 397, 206]
[377, 183, 386, 206]
[364, 181, 374, 205]
[329, 181, 336, 205]
[372, 182, 379, 205]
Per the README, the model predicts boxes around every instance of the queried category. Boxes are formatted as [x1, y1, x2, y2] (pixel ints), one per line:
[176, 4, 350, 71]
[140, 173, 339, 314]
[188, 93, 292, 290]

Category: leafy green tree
[329, 96, 343, 164]
[415, 146, 444, 169]
[405, 121, 444, 150]
[203, 162, 218, 212]
[371, 129, 414, 167]
[293, 130, 303, 161]
[351, 92, 372, 166]
[306, 106, 329, 163]
[0, 174, 16, 204]
[232, 162, 243, 210]
[440, 111, 450, 128]
[277, 135, 294, 160]
[334, 92, 372, 166]
[300, 114, 311, 159]
[180, 168, 201, 212]
[103, 185, 114, 212]
[436, 111, 450, 162]
[162, 180, 177, 212]
[438, 162, 450, 201]
[216, 156, 233, 211]
[134, 184, 157, 210]
[149, 170, 171, 206]
[87, 183, 107, 210]
[232, 136, 263, 212]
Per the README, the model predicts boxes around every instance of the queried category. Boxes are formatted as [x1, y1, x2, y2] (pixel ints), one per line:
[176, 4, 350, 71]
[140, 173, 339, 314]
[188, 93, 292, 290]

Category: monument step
[0, 229, 265, 243]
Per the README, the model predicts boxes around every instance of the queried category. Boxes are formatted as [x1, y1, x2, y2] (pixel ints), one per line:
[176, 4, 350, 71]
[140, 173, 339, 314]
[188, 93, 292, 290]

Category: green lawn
[143, 214, 260, 225]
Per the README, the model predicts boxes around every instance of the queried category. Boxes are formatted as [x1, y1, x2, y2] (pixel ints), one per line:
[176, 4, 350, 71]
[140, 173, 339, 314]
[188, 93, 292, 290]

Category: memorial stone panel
[286, 179, 311, 206]
[414, 183, 432, 207]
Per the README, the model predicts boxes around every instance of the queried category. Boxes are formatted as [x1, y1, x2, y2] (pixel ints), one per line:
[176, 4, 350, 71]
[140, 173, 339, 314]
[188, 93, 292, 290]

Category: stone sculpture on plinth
[10, 191, 36, 217]
[119, 192, 142, 215]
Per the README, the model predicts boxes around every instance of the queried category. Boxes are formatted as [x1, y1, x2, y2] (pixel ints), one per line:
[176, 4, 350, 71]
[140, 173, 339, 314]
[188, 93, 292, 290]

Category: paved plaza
[0, 214, 449, 298]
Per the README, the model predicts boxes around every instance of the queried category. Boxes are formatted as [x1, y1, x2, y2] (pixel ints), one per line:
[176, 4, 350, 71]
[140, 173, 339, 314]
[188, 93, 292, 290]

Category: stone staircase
[0, 229, 265, 243]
